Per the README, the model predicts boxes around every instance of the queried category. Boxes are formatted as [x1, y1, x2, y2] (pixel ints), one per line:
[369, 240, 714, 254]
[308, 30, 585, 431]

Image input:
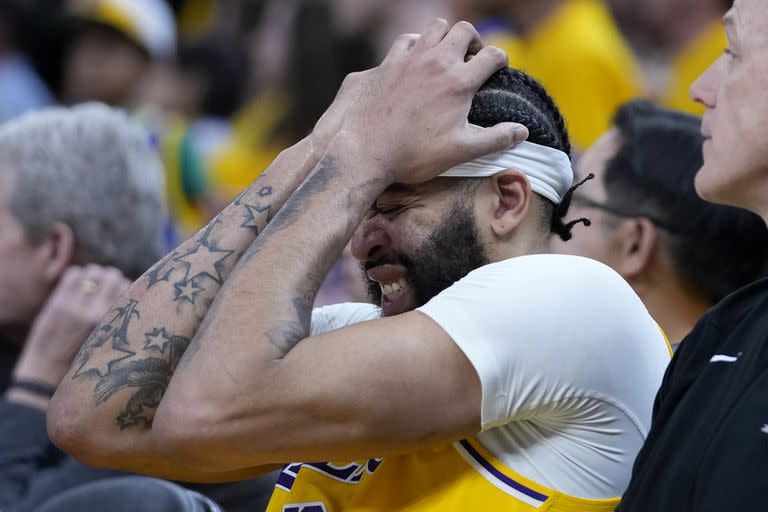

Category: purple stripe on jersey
[459, 440, 549, 503]
[276, 466, 298, 490]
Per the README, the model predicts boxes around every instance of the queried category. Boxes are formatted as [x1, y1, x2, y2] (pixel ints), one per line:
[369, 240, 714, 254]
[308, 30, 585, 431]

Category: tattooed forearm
[265, 294, 315, 358]
[242, 159, 338, 264]
[94, 335, 190, 429]
[238, 186, 274, 234]
[70, 296, 192, 428]
[73, 300, 141, 378]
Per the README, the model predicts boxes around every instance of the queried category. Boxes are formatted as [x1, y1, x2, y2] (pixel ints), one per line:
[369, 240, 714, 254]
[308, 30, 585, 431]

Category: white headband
[440, 140, 574, 204]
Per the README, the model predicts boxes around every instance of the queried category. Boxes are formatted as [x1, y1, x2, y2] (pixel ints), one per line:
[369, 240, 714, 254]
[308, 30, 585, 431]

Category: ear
[39, 222, 77, 284]
[488, 170, 531, 238]
[616, 217, 657, 279]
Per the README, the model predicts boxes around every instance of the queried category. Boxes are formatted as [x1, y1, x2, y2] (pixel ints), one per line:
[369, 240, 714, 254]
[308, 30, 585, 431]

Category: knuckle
[62, 267, 81, 281]
[343, 71, 361, 86]
[456, 20, 475, 34]
[395, 33, 413, 45]
[426, 54, 452, 72]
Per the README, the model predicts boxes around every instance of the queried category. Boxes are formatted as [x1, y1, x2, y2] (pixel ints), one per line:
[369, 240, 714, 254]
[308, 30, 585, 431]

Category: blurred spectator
[0, 104, 274, 511]
[61, 0, 176, 107]
[609, 0, 729, 115]
[0, 2, 55, 122]
[552, 100, 768, 346]
[138, 37, 249, 236]
[211, 0, 377, 201]
[472, 0, 644, 151]
[0, 104, 163, 507]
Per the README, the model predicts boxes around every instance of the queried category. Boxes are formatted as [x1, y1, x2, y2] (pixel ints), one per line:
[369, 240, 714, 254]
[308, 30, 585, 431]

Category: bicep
[261, 311, 482, 461]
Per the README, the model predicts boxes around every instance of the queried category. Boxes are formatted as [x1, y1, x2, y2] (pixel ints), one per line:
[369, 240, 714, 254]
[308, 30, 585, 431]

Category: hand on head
[314, 20, 529, 184]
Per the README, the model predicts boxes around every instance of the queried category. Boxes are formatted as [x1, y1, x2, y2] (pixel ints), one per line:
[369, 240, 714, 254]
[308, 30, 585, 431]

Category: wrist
[13, 355, 67, 389]
[5, 387, 49, 411]
[327, 130, 396, 185]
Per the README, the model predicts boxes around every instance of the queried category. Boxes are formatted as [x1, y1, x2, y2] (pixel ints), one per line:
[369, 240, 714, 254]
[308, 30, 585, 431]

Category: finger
[436, 21, 483, 60]
[462, 45, 509, 89]
[413, 18, 450, 51]
[380, 33, 420, 67]
[101, 272, 128, 303]
[335, 68, 375, 101]
[459, 122, 529, 161]
[78, 265, 109, 302]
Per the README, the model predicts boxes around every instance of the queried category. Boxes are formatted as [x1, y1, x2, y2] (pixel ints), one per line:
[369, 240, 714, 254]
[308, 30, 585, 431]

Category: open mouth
[366, 264, 417, 316]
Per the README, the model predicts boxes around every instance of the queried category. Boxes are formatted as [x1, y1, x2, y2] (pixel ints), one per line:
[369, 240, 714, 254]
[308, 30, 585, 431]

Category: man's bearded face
[362, 200, 489, 316]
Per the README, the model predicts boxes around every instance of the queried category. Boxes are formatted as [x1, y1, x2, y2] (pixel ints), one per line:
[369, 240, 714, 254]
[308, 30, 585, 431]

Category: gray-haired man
[0, 104, 271, 511]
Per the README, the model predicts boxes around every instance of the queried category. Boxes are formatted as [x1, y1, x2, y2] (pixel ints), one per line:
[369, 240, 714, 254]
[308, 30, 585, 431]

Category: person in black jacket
[616, 1, 768, 510]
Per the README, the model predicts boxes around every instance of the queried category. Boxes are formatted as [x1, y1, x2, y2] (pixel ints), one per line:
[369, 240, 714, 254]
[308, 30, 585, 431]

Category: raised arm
[151, 21, 527, 472]
[47, 70, 373, 481]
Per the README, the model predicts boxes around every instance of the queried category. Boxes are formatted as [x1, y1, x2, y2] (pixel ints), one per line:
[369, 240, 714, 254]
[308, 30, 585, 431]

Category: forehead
[376, 179, 469, 202]
[730, 0, 768, 49]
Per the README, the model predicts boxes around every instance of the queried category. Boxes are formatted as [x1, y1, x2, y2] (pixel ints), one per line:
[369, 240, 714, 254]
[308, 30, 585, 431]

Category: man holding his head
[50, 20, 669, 511]
[553, 100, 768, 348]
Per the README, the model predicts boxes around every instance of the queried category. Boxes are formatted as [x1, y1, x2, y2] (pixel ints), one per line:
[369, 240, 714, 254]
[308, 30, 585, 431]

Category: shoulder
[462, 254, 636, 301]
[423, 254, 663, 353]
[311, 303, 381, 336]
[677, 277, 768, 360]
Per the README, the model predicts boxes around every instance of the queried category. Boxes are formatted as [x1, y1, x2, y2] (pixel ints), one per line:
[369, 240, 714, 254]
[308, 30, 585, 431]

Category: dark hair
[271, 0, 376, 144]
[603, 100, 768, 302]
[467, 67, 583, 239]
[177, 38, 248, 119]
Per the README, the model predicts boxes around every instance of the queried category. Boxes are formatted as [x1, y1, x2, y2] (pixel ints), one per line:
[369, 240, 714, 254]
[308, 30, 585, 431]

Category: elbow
[47, 395, 102, 466]
[152, 398, 232, 472]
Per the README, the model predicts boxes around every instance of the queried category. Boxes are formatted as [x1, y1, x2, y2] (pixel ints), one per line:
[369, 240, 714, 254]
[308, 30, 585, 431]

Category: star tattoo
[144, 327, 172, 352]
[174, 242, 233, 284]
[241, 203, 271, 232]
[74, 340, 135, 378]
[174, 279, 204, 304]
[146, 253, 179, 288]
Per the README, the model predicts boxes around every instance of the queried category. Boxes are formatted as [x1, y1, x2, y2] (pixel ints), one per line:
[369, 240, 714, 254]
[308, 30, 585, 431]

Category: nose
[350, 216, 392, 261]
[690, 55, 724, 109]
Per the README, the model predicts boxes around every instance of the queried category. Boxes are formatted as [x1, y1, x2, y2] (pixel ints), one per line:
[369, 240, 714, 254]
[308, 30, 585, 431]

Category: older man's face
[690, 0, 768, 216]
[0, 172, 51, 338]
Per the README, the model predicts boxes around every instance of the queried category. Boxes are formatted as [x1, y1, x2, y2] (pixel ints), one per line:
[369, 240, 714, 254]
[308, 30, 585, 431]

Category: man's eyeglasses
[570, 194, 683, 234]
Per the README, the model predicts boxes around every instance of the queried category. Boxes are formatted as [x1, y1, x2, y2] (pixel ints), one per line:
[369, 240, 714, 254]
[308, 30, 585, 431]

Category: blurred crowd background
[0, 0, 731, 304]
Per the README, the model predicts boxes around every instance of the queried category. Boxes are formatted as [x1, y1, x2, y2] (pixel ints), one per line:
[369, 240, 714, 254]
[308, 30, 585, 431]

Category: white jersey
[310, 254, 670, 499]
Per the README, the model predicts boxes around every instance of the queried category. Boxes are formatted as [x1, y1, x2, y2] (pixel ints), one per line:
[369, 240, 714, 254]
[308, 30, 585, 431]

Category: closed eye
[375, 205, 406, 216]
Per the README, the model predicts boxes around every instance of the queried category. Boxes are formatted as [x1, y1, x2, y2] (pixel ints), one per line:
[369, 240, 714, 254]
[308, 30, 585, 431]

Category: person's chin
[694, 159, 726, 203]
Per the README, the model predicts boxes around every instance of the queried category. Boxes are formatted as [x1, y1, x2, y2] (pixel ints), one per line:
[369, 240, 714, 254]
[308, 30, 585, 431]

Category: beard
[362, 201, 489, 310]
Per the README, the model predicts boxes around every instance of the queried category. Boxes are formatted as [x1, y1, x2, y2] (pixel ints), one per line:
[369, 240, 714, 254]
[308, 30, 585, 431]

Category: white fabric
[310, 254, 670, 500]
[95, 0, 176, 58]
[439, 140, 574, 204]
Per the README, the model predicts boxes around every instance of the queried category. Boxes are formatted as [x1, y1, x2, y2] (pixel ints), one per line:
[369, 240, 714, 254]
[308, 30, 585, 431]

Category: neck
[638, 283, 711, 347]
[504, 0, 563, 34]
